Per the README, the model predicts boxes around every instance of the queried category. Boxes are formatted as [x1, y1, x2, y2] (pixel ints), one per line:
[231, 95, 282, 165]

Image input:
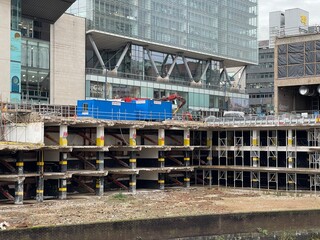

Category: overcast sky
[258, 0, 320, 40]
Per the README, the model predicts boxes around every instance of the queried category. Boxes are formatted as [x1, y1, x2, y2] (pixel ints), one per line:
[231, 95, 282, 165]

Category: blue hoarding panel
[77, 100, 136, 120]
[77, 99, 172, 121]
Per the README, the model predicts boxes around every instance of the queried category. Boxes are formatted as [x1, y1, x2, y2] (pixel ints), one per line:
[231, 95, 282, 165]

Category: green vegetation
[113, 192, 127, 201]
[278, 232, 296, 240]
[256, 227, 268, 236]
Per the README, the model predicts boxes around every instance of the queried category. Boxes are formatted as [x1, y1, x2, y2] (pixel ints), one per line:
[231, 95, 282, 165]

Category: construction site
[1, 102, 320, 207]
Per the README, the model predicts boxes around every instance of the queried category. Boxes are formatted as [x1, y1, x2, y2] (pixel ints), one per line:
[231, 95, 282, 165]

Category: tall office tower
[68, 0, 258, 114]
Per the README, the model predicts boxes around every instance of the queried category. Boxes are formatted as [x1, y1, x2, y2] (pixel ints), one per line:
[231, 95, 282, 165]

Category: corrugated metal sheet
[22, 0, 76, 23]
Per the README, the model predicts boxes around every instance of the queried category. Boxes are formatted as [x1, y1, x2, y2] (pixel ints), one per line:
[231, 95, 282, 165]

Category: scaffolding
[1, 109, 320, 204]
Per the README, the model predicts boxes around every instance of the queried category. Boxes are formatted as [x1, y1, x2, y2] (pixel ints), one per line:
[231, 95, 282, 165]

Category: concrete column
[59, 152, 68, 173]
[288, 156, 293, 169]
[129, 151, 137, 193]
[252, 130, 258, 146]
[95, 151, 104, 196]
[58, 179, 67, 200]
[96, 126, 105, 196]
[252, 156, 259, 168]
[184, 129, 190, 146]
[129, 128, 137, 146]
[96, 126, 105, 147]
[129, 174, 136, 193]
[184, 151, 190, 188]
[158, 129, 165, 146]
[36, 151, 44, 202]
[158, 151, 165, 190]
[207, 131, 213, 186]
[207, 130, 213, 165]
[252, 130, 259, 168]
[287, 129, 294, 169]
[15, 151, 24, 204]
[59, 152, 67, 200]
[252, 174, 259, 189]
[59, 125, 68, 200]
[129, 151, 137, 169]
[288, 129, 293, 147]
[59, 125, 68, 146]
[287, 174, 295, 190]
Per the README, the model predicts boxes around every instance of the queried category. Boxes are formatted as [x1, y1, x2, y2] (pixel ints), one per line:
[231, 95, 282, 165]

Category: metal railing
[205, 112, 320, 126]
[3, 102, 320, 126]
[1, 102, 76, 118]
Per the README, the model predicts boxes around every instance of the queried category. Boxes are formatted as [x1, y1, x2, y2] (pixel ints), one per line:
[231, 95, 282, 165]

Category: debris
[0, 221, 10, 230]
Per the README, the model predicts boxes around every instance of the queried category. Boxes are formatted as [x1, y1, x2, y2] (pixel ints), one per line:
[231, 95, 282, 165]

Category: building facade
[269, 8, 309, 48]
[1, 0, 258, 114]
[246, 8, 311, 115]
[274, 33, 320, 113]
[69, 0, 258, 115]
[246, 40, 274, 114]
[0, 0, 85, 105]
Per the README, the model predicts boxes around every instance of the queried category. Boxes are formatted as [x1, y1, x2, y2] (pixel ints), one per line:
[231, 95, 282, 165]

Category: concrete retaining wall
[1, 210, 320, 240]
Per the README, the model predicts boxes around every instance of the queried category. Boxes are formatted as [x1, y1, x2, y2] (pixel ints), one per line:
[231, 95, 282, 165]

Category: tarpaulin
[288, 53, 304, 64]
[278, 54, 287, 65]
[305, 64, 315, 75]
[288, 42, 304, 53]
[316, 40, 320, 50]
[288, 64, 303, 77]
[278, 66, 287, 78]
[316, 64, 320, 74]
[278, 44, 287, 54]
[305, 41, 315, 51]
[305, 52, 315, 63]
[316, 52, 320, 62]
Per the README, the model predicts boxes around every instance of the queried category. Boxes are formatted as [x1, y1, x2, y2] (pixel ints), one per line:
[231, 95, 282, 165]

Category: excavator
[160, 93, 193, 120]
[121, 93, 193, 120]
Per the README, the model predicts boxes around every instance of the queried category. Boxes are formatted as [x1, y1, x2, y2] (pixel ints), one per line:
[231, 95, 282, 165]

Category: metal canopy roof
[87, 30, 255, 68]
[22, 0, 76, 23]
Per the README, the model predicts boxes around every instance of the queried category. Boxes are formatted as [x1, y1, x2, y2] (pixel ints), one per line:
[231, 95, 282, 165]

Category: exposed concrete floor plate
[106, 168, 139, 175]
[0, 174, 38, 182]
[70, 146, 109, 152]
[199, 165, 320, 174]
[41, 146, 73, 152]
[69, 170, 108, 177]
[0, 143, 44, 151]
[42, 117, 208, 130]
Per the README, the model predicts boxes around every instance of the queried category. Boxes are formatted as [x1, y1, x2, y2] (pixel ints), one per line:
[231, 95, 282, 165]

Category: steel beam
[88, 34, 106, 74]
[182, 56, 193, 80]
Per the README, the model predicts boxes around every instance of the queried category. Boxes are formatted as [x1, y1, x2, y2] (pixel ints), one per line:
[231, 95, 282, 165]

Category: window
[82, 103, 88, 114]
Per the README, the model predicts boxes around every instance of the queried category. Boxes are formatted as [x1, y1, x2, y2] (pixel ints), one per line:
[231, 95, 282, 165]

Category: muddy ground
[1, 187, 320, 229]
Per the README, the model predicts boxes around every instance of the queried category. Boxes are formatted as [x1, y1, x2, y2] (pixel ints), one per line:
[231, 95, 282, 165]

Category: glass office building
[2, 0, 75, 104]
[69, 0, 258, 114]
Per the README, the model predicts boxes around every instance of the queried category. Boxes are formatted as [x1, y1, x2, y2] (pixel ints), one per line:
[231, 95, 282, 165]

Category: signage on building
[10, 30, 21, 102]
[300, 15, 307, 26]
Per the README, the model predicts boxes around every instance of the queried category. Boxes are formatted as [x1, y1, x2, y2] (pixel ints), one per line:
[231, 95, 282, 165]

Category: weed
[113, 192, 127, 201]
[278, 231, 296, 240]
[256, 227, 268, 236]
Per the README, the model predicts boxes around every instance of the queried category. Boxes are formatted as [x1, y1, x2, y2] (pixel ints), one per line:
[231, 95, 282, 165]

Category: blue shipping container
[77, 100, 136, 120]
[134, 99, 172, 121]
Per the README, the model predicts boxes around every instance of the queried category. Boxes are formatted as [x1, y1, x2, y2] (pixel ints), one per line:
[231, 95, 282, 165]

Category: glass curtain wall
[21, 39, 50, 103]
[73, 0, 258, 64]
[11, 0, 21, 30]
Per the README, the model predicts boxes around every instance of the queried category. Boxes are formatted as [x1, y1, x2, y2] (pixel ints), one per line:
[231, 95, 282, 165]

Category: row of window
[247, 83, 274, 89]
[86, 81, 248, 110]
[259, 53, 274, 59]
[249, 94, 273, 99]
[247, 73, 274, 79]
